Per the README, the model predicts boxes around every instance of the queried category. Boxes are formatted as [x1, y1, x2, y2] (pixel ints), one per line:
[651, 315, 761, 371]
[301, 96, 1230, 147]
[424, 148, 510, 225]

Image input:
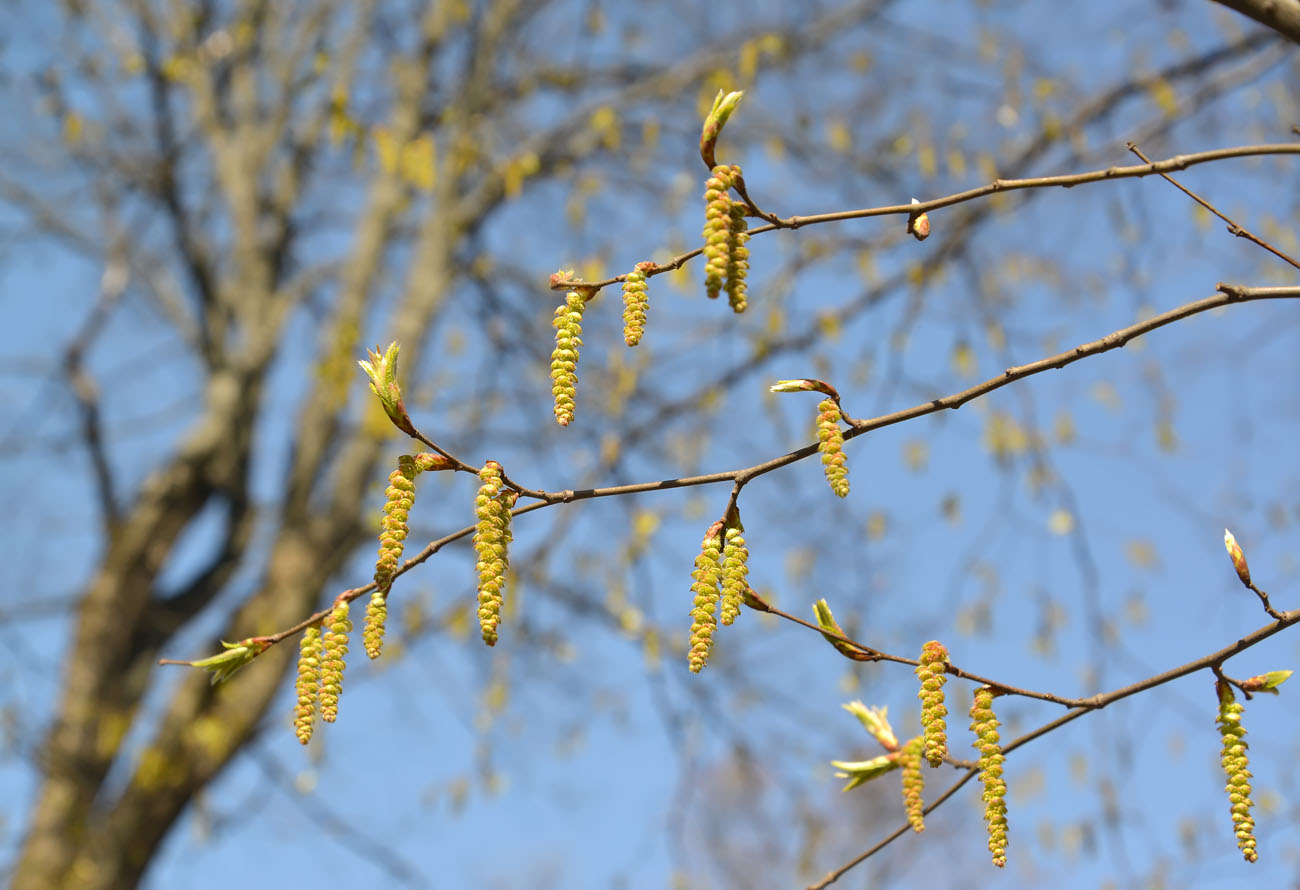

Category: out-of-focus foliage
[1, 1, 1298, 888]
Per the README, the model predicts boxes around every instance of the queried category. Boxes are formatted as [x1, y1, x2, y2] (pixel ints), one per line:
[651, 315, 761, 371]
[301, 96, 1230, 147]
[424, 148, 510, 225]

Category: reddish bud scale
[1223, 529, 1252, 588]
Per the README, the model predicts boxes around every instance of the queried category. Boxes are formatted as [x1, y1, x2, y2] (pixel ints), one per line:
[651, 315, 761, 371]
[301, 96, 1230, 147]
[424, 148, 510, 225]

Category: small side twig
[1128, 142, 1300, 271]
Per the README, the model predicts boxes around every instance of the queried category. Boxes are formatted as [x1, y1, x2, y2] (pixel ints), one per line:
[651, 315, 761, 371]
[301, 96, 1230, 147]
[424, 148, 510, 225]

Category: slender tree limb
[555, 143, 1300, 292]
[160, 282, 1300, 661]
[808, 602, 1299, 888]
[1212, 0, 1300, 44]
[1128, 142, 1300, 270]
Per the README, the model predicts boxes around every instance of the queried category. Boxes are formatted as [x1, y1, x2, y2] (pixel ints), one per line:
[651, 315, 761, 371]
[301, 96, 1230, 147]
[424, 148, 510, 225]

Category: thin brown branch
[1246, 580, 1285, 620]
[755, 599, 1074, 706]
[161, 283, 1300, 670]
[1212, 0, 1300, 44]
[808, 604, 1299, 888]
[1127, 142, 1300, 271]
[552, 143, 1300, 292]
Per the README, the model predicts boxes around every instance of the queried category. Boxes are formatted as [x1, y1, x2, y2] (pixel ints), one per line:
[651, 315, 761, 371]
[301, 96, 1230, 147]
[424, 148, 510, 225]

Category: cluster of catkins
[294, 453, 516, 744]
[835, 642, 1010, 866]
[687, 515, 750, 673]
[294, 599, 354, 744]
[702, 164, 750, 311]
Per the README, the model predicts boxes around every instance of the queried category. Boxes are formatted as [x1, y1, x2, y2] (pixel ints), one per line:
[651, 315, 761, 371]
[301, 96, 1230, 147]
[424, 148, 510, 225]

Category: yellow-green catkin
[724, 191, 749, 313]
[916, 640, 949, 767]
[474, 461, 513, 646]
[719, 525, 749, 626]
[551, 290, 586, 426]
[971, 686, 1008, 867]
[900, 735, 926, 832]
[688, 522, 725, 672]
[363, 590, 388, 660]
[294, 625, 322, 745]
[319, 601, 352, 723]
[373, 452, 450, 602]
[816, 399, 850, 498]
[368, 452, 419, 660]
[1216, 681, 1257, 862]
[702, 165, 735, 300]
[622, 262, 653, 346]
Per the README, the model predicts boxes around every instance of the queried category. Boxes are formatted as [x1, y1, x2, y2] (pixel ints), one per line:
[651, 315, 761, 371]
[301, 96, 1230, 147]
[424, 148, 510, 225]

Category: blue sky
[2, 2, 1299, 888]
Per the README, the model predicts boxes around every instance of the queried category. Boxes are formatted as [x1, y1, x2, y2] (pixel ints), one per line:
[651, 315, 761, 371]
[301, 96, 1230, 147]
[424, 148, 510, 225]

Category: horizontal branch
[554, 143, 1300, 292]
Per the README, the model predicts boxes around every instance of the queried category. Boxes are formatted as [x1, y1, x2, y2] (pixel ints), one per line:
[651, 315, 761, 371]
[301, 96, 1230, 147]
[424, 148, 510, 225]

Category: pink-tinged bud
[1224, 528, 1252, 588]
[549, 268, 579, 290]
[358, 342, 418, 438]
[699, 90, 744, 169]
[907, 198, 931, 241]
[768, 378, 841, 400]
[1240, 670, 1292, 694]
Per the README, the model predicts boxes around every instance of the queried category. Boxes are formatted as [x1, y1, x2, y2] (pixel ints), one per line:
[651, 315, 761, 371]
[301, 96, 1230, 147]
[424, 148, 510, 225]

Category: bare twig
[1128, 142, 1300, 271]
[551, 144, 1300, 292]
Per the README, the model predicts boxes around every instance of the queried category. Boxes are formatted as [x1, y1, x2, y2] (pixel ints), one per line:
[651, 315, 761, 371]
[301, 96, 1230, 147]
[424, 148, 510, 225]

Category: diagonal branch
[808, 602, 1299, 888]
[160, 282, 1300, 661]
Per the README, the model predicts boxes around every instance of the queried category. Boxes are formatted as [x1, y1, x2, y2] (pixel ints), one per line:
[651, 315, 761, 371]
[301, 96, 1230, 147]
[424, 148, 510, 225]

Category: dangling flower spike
[622, 261, 654, 347]
[474, 461, 514, 646]
[551, 289, 588, 426]
[688, 520, 725, 672]
[294, 625, 323, 745]
[916, 640, 950, 766]
[971, 686, 1008, 866]
[1216, 679, 1257, 862]
[318, 600, 352, 723]
[817, 398, 850, 498]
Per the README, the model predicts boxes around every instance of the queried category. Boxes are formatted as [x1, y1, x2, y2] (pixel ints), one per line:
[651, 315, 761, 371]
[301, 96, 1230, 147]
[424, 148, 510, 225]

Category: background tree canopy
[1, 1, 1298, 887]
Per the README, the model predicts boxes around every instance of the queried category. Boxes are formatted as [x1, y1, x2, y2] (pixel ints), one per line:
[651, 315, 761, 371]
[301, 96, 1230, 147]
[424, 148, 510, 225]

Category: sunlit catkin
[622, 262, 653, 346]
[474, 461, 513, 646]
[724, 194, 749, 313]
[816, 399, 850, 498]
[688, 522, 724, 672]
[293, 625, 322, 745]
[915, 640, 949, 766]
[971, 686, 1008, 867]
[1216, 681, 1258, 862]
[363, 590, 388, 660]
[551, 290, 586, 426]
[702, 165, 735, 300]
[900, 735, 926, 832]
[374, 454, 417, 591]
[318, 601, 352, 723]
[719, 526, 749, 626]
